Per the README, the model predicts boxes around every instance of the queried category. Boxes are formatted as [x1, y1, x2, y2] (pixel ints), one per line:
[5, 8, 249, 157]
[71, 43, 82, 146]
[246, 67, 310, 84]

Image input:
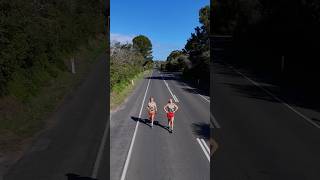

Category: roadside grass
[0, 36, 107, 153]
[111, 70, 151, 111]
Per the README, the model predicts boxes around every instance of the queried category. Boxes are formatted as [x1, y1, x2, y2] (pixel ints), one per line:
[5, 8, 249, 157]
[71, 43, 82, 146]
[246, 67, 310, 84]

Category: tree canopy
[132, 35, 153, 61]
[163, 5, 210, 81]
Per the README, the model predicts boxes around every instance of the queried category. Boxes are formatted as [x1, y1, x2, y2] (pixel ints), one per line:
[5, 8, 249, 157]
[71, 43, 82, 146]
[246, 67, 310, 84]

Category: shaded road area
[212, 60, 320, 180]
[4, 55, 109, 180]
[110, 70, 210, 180]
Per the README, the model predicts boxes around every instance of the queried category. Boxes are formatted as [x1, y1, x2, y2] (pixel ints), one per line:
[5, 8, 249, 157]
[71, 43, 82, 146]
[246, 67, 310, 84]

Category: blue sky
[111, 0, 209, 60]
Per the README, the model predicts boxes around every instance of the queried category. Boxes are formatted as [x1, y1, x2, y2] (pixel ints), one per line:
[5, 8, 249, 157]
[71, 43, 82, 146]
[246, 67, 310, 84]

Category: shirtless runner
[163, 98, 179, 133]
[147, 97, 157, 127]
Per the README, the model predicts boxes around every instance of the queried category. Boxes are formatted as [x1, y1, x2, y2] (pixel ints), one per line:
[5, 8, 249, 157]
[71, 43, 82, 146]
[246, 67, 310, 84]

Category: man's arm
[174, 104, 179, 112]
[163, 104, 168, 113]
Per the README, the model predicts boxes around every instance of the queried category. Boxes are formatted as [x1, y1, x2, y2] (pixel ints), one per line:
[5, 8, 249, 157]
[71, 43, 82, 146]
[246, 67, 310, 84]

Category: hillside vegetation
[0, 0, 107, 150]
[110, 35, 153, 108]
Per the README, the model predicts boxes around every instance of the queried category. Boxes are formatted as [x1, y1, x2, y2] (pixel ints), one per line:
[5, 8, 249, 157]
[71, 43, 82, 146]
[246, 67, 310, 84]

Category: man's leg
[171, 117, 174, 131]
[151, 114, 154, 127]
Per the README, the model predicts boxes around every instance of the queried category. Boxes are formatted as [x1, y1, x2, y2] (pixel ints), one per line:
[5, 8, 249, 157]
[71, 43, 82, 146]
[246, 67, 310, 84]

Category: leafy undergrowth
[111, 70, 151, 111]
[0, 36, 107, 153]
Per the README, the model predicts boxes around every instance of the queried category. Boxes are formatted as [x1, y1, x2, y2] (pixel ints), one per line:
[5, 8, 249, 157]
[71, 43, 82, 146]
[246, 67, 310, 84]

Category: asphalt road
[4, 55, 109, 180]
[212, 60, 320, 180]
[110, 70, 210, 180]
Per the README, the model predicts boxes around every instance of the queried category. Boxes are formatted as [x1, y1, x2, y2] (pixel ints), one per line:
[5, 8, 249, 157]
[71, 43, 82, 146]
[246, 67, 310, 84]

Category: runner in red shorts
[163, 98, 179, 133]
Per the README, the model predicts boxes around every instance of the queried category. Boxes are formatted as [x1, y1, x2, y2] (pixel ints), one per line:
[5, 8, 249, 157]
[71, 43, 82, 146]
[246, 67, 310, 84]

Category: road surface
[212, 60, 320, 180]
[110, 70, 210, 180]
[4, 55, 109, 180]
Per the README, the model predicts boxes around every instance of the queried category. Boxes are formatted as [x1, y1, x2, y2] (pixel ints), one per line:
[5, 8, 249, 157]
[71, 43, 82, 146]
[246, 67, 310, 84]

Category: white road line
[120, 71, 153, 180]
[200, 138, 210, 155]
[182, 82, 210, 103]
[161, 74, 179, 103]
[211, 113, 221, 128]
[197, 138, 210, 162]
[231, 66, 320, 128]
[91, 115, 110, 178]
[173, 94, 179, 103]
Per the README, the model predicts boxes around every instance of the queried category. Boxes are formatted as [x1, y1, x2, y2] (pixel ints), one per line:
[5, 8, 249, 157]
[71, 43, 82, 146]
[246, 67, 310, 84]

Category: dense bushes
[0, 0, 106, 98]
[213, 0, 320, 87]
[110, 41, 152, 92]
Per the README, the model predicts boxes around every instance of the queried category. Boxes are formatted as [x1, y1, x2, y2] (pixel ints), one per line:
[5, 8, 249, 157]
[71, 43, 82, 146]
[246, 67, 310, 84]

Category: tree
[199, 5, 210, 33]
[182, 5, 210, 80]
[165, 50, 189, 72]
[132, 35, 153, 61]
[167, 50, 183, 62]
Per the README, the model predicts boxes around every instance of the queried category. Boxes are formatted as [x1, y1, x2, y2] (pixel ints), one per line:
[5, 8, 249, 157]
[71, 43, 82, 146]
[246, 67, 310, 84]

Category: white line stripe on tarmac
[91, 114, 110, 178]
[173, 94, 179, 103]
[161, 74, 179, 103]
[197, 138, 210, 162]
[200, 138, 210, 155]
[230, 66, 320, 129]
[211, 113, 221, 128]
[120, 71, 153, 180]
[182, 82, 210, 103]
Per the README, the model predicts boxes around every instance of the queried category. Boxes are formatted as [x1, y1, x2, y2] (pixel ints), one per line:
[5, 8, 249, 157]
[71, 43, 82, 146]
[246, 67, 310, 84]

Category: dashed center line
[161, 74, 179, 103]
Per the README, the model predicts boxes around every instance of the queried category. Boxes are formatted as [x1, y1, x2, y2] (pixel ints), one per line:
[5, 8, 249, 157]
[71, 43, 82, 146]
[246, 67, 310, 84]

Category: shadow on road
[146, 70, 210, 98]
[191, 122, 210, 140]
[131, 116, 151, 128]
[65, 173, 97, 180]
[214, 61, 320, 115]
[144, 76, 176, 81]
[154, 120, 170, 132]
[130, 116, 171, 132]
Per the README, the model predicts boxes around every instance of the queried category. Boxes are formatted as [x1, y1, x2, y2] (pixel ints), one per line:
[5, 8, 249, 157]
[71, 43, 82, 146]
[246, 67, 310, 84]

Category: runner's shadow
[154, 120, 170, 132]
[65, 173, 98, 180]
[131, 116, 151, 127]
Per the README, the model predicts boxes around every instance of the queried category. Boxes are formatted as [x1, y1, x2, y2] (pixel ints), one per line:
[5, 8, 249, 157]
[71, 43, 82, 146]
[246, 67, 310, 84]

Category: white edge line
[120, 71, 152, 180]
[197, 138, 210, 162]
[91, 116, 110, 178]
[182, 82, 210, 103]
[231, 67, 320, 129]
[173, 95, 179, 102]
[211, 113, 221, 128]
[200, 138, 210, 155]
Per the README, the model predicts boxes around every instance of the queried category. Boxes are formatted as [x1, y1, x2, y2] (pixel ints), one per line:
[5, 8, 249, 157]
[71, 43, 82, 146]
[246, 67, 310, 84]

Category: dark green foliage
[110, 41, 153, 92]
[199, 5, 210, 33]
[164, 50, 188, 72]
[132, 35, 153, 61]
[213, 0, 320, 88]
[181, 6, 210, 81]
[0, 0, 106, 98]
[163, 5, 210, 82]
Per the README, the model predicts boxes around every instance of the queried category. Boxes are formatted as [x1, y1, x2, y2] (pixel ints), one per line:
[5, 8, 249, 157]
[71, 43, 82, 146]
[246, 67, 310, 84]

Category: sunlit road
[110, 70, 210, 180]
